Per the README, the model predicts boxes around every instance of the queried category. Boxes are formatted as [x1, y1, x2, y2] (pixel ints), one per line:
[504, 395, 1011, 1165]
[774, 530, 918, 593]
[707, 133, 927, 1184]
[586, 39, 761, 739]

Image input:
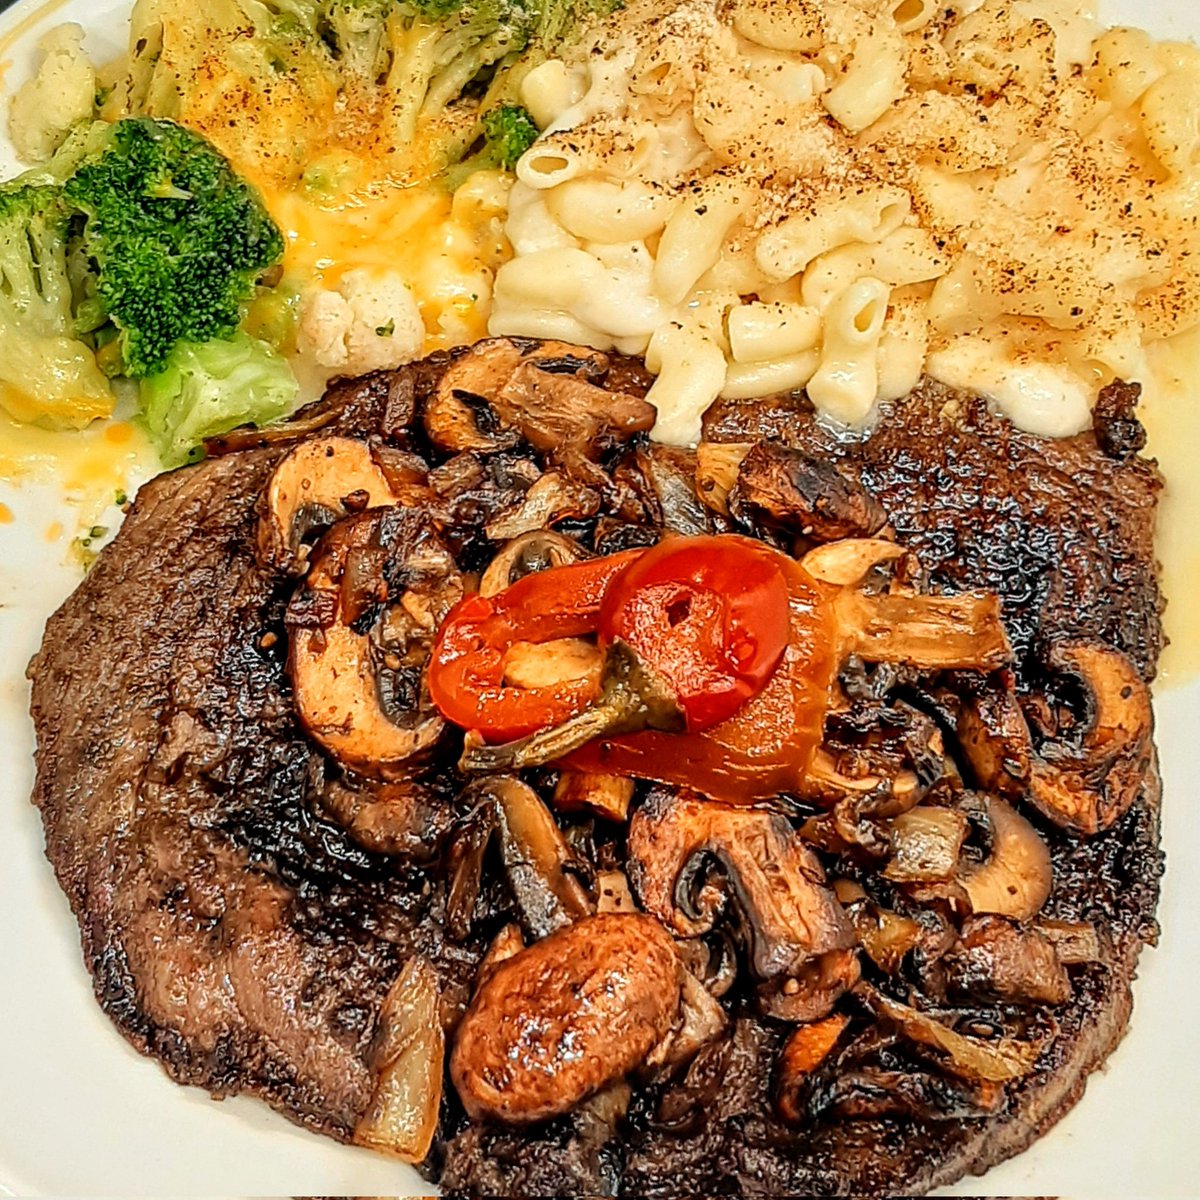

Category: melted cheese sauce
[1143, 330, 1200, 687]
[256, 170, 504, 355]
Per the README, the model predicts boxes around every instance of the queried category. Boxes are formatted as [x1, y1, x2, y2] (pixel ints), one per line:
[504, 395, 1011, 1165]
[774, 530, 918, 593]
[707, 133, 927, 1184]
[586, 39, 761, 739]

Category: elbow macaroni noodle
[471, 0, 1200, 443]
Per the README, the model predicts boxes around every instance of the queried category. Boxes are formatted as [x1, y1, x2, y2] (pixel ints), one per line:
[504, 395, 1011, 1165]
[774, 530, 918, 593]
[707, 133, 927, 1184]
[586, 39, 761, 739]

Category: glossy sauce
[1143, 329, 1200, 687]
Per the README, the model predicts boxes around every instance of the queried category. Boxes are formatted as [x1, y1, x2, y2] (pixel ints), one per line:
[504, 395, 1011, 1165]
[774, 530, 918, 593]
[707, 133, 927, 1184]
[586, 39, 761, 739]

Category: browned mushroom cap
[494, 358, 657, 461]
[1026, 639, 1153, 834]
[954, 675, 1032, 798]
[626, 790, 856, 981]
[424, 338, 652, 457]
[450, 913, 682, 1124]
[955, 794, 1053, 922]
[286, 509, 462, 782]
[728, 442, 887, 542]
[423, 340, 528, 454]
[941, 914, 1072, 1006]
[445, 777, 593, 940]
[479, 529, 589, 597]
[353, 956, 444, 1162]
[258, 436, 397, 573]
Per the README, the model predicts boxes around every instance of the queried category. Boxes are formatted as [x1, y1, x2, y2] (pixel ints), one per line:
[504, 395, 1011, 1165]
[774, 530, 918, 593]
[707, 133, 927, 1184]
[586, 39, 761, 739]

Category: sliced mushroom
[445, 777, 593, 940]
[493, 357, 656, 461]
[258, 436, 397, 573]
[728, 442, 886, 542]
[450, 913, 682, 1124]
[805, 1066, 1004, 1123]
[806, 700, 945, 816]
[954, 675, 1032, 797]
[423, 338, 648, 459]
[626, 790, 856, 982]
[484, 471, 601, 541]
[1026, 640, 1153, 835]
[799, 537, 905, 587]
[286, 509, 462, 782]
[956, 794, 1053, 923]
[757, 947, 862, 1023]
[835, 587, 1013, 671]
[479, 529, 589, 597]
[423, 341, 527, 454]
[353, 956, 444, 1162]
[941, 915, 1072, 1006]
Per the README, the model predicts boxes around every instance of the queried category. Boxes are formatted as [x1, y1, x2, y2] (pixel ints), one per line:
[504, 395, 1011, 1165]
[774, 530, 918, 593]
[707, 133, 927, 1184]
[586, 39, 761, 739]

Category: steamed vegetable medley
[0, 0, 612, 463]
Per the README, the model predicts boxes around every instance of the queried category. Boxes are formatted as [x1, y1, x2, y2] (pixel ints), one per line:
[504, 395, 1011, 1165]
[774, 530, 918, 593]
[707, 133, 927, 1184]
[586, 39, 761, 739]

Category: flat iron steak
[28, 342, 1163, 1196]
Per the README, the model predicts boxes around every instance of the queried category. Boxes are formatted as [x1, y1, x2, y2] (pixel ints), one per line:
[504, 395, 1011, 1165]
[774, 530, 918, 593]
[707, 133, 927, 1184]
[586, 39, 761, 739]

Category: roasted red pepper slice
[567, 558, 839, 803]
[428, 550, 642, 742]
[597, 535, 791, 732]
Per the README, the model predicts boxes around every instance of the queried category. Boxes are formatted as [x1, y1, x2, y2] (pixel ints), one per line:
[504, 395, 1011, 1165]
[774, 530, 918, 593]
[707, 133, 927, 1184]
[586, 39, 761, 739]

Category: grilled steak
[28, 342, 1163, 1197]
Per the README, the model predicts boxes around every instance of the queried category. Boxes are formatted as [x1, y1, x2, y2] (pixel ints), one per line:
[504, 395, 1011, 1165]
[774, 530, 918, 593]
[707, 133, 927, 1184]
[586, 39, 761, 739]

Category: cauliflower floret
[8, 25, 97, 164]
[298, 269, 425, 376]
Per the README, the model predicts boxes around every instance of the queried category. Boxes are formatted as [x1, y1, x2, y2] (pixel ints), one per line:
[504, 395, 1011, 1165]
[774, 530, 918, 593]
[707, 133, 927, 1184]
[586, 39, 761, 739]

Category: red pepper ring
[597, 535, 792, 732]
[428, 549, 643, 743]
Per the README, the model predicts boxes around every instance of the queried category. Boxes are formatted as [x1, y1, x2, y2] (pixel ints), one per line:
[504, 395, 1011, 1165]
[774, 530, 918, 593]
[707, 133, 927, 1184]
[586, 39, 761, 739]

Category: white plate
[0, 1, 1197, 1195]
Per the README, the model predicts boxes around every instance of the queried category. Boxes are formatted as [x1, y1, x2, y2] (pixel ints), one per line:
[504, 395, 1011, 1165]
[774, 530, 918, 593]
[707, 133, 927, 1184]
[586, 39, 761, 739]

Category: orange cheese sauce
[255, 169, 503, 355]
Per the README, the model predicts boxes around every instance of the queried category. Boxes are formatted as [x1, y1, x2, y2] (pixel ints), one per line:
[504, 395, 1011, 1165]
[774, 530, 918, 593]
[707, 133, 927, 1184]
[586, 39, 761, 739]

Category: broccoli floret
[324, 0, 397, 80]
[0, 183, 115, 427]
[0, 184, 73, 335]
[63, 118, 285, 378]
[139, 331, 300, 467]
[481, 103, 539, 169]
[442, 102, 538, 187]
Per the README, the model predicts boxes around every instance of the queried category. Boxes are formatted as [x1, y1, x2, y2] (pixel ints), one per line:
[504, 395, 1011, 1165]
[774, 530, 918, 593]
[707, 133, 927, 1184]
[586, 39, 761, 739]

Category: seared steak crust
[29, 350, 1163, 1196]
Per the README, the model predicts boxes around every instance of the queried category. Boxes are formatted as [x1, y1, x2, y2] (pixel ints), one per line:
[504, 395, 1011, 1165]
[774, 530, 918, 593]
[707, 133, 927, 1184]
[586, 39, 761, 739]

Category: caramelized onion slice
[354, 957, 444, 1162]
[883, 807, 969, 884]
[858, 984, 1042, 1084]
